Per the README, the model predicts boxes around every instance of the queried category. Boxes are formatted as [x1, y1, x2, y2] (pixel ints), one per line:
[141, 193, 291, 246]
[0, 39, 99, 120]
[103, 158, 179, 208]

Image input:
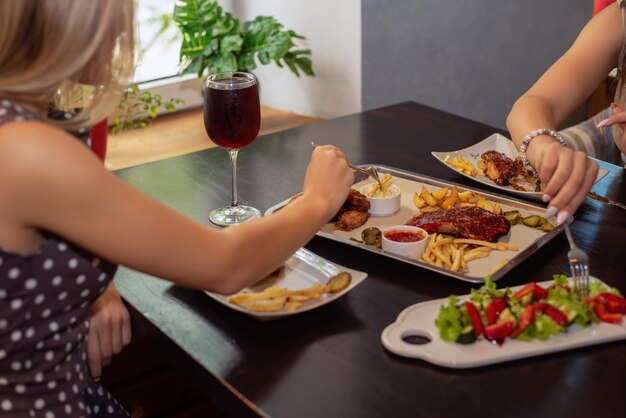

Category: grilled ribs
[405, 206, 510, 241]
[480, 150, 540, 192]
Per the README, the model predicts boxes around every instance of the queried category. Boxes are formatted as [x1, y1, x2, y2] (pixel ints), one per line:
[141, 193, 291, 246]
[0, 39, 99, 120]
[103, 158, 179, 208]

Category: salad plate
[431, 133, 610, 201]
[381, 277, 626, 368]
[205, 248, 367, 320]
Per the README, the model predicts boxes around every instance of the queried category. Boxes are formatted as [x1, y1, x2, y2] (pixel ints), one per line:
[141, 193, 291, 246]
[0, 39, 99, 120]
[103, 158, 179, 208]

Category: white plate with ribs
[431, 133, 610, 201]
[265, 166, 565, 284]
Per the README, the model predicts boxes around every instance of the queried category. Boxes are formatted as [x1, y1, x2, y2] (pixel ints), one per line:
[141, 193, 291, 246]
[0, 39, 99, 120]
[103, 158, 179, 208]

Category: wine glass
[204, 71, 262, 226]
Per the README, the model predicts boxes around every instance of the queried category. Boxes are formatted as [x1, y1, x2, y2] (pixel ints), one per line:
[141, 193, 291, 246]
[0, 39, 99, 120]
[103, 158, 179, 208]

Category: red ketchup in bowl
[384, 230, 426, 243]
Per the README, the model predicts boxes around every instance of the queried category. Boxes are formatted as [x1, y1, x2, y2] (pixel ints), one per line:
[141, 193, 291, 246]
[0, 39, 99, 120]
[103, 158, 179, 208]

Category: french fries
[228, 284, 326, 312]
[444, 155, 479, 176]
[228, 272, 352, 313]
[412, 185, 505, 217]
[368, 173, 393, 198]
[420, 233, 518, 273]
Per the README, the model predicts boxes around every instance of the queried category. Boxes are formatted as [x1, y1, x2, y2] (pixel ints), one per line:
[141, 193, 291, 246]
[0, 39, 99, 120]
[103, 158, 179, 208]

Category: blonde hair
[0, 0, 136, 130]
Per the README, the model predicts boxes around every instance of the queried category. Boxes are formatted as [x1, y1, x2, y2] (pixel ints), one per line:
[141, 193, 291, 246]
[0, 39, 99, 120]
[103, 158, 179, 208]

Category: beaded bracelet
[519, 128, 567, 175]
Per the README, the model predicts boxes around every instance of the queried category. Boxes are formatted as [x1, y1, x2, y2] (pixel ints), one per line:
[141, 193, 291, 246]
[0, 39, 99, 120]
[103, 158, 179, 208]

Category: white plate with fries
[205, 248, 367, 320]
[266, 166, 568, 283]
[431, 133, 610, 201]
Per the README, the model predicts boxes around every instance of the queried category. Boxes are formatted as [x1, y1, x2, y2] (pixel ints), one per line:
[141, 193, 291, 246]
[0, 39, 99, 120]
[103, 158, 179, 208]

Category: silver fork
[564, 224, 590, 298]
[310, 141, 382, 188]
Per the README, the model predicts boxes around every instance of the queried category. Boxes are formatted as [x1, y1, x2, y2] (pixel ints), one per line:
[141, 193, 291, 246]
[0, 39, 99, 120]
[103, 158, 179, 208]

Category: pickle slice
[326, 272, 352, 293]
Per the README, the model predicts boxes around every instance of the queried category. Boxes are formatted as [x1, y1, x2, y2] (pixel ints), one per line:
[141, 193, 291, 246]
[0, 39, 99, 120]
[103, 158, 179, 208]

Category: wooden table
[114, 102, 626, 418]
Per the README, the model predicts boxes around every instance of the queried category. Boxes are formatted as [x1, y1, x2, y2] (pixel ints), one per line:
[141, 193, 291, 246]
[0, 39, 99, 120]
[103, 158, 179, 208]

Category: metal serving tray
[265, 165, 566, 284]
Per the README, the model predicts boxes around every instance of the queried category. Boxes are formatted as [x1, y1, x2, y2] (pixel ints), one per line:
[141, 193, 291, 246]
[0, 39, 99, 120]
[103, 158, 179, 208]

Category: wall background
[222, 0, 362, 119]
[221, 1, 593, 130]
[361, 0, 592, 129]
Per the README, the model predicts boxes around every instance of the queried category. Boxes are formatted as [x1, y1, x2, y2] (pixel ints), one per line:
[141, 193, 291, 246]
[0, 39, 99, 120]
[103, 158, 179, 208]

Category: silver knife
[588, 191, 626, 210]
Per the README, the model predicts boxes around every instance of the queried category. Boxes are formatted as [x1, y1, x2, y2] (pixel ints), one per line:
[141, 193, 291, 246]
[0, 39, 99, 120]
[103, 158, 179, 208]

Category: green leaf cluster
[173, 0, 314, 78]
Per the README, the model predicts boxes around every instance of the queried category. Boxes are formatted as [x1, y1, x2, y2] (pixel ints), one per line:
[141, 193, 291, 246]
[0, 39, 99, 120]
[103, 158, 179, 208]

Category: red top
[594, 0, 616, 15]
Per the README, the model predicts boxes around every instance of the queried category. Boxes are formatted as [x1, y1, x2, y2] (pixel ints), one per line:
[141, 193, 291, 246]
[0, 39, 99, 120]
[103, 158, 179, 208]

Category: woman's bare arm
[0, 121, 353, 295]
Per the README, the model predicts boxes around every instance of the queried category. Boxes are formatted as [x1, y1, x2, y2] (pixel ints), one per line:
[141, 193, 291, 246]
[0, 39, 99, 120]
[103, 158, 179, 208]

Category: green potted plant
[173, 0, 314, 78]
[110, 84, 185, 134]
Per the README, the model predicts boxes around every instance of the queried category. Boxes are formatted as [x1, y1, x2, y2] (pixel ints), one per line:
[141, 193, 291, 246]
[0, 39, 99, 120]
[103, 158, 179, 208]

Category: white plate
[381, 277, 626, 368]
[205, 248, 367, 320]
[431, 133, 610, 200]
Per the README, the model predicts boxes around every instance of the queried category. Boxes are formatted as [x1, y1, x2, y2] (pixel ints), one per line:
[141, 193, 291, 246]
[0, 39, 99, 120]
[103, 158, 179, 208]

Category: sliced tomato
[464, 301, 484, 337]
[511, 305, 535, 338]
[591, 293, 626, 314]
[484, 321, 515, 343]
[533, 303, 568, 326]
[485, 298, 507, 325]
[593, 303, 624, 323]
[513, 282, 547, 302]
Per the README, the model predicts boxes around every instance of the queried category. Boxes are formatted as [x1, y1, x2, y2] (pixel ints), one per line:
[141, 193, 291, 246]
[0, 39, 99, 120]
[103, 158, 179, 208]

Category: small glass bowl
[360, 184, 402, 216]
[381, 225, 428, 259]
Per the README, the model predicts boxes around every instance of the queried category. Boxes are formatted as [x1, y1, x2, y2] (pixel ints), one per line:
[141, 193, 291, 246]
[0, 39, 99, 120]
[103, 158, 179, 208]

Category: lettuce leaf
[435, 295, 465, 342]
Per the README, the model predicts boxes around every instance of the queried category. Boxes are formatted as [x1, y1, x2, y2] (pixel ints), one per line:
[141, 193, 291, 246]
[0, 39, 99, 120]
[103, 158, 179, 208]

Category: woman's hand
[532, 140, 598, 225]
[302, 145, 354, 220]
[87, 282, 131, 379]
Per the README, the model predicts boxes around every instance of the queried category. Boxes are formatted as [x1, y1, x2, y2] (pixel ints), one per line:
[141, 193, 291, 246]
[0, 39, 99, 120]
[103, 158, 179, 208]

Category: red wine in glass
[204, 79, 260, 150]
[204, 72, 262, 226]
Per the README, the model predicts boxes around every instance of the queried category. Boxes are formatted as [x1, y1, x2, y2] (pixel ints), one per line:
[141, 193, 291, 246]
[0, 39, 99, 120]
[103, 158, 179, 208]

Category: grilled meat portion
[480, 150, 540, 192]
[405, 206, 511, 242]
[331, 189, 371, 231]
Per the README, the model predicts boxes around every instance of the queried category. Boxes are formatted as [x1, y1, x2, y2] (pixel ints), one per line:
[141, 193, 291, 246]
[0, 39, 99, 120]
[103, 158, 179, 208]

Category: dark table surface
[114, 102, 626, 418]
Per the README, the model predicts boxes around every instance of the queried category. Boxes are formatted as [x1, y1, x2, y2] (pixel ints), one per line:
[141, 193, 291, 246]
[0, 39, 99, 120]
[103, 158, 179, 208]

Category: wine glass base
[209, 205, 262, 227]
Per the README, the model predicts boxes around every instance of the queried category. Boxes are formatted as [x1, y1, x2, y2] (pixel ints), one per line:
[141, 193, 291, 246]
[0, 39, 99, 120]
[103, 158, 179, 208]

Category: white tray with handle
[381, 278, 626, 368]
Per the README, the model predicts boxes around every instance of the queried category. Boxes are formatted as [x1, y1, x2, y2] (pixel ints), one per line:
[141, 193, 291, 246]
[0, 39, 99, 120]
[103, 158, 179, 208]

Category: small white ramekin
[360, 184, 402, 216]
[381, 225, 428, 259]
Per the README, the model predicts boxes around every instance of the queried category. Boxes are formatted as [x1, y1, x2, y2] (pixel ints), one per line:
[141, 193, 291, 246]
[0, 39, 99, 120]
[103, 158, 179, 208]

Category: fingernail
[556, 211, 570, 226]
[545, 206, 557, 218]
[542, 194, 552, 203]
[596, 118, 609, 128]
[611, 102, 618, 110]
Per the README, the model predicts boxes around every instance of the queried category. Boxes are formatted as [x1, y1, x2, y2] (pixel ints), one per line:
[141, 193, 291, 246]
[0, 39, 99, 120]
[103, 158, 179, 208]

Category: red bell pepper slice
[513, 282, 547, 302]
[511, 305, 535, 338]
[533, 303, 568, 326]
[484, 321, 514, 343]
[485, 298, 507, 325]
[593, 303, 624, 323]
[464, 301, 484, 337]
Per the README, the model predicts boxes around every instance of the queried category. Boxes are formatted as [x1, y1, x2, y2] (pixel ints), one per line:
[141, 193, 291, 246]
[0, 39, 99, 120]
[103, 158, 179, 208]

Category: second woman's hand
[533, 141, 598, 225]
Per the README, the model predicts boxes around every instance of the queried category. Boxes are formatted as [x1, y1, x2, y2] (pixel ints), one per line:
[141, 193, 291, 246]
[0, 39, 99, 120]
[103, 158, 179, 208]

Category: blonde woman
[0, 1, 353, 416]
[507, 2, 626, 225]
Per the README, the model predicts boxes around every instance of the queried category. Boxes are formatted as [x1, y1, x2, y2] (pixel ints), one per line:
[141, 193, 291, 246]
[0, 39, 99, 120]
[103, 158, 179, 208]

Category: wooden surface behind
[105, 106, 320, 170]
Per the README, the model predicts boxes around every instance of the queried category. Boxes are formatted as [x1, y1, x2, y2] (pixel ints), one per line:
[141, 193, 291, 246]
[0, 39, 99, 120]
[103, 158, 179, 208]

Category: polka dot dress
[0, 99, 130, 417]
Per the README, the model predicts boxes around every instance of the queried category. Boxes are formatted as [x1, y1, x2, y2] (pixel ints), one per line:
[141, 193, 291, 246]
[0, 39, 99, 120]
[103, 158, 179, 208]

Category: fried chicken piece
[287, 189, 370, 231]
[335, 210, 369, 231]
[330, 189, 370, 231]
[344, 189, 370, 212]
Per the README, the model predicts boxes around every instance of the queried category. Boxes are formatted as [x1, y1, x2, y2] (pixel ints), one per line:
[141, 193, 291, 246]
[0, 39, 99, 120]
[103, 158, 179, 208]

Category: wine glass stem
[229, 149, 239, 207]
